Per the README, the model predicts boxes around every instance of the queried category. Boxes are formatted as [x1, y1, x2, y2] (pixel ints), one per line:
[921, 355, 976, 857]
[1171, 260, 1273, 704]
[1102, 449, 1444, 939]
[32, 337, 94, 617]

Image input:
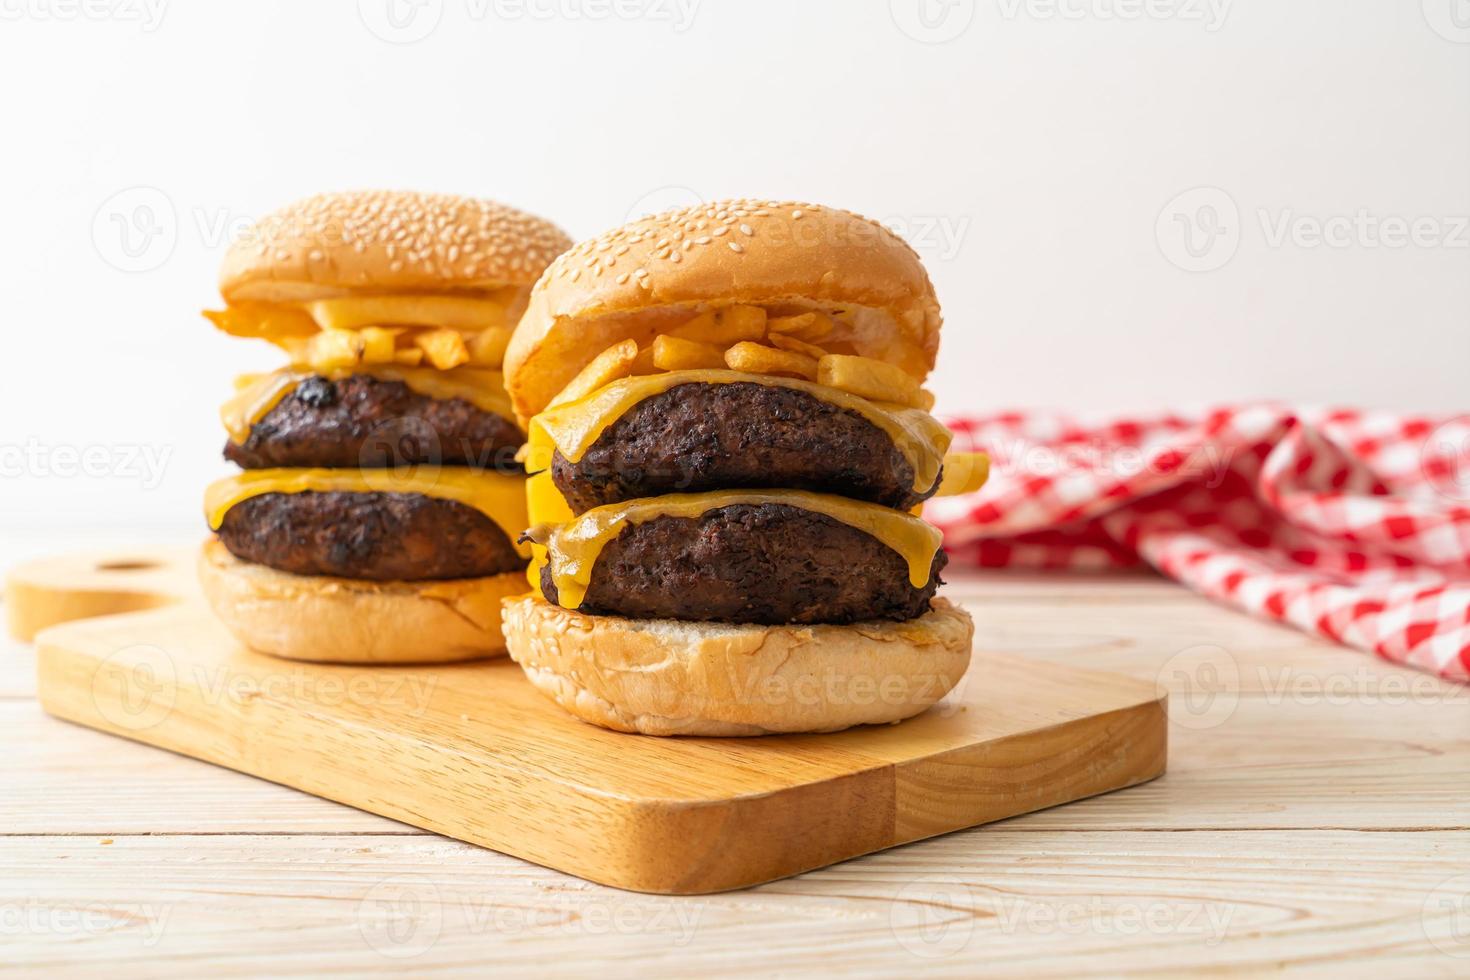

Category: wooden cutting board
[13, 548, 1167, 895]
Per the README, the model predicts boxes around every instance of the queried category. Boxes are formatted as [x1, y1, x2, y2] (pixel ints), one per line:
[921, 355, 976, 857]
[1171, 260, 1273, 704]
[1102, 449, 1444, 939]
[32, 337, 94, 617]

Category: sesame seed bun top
[219, 189, 573, 304]
[504, 199, 943, 423]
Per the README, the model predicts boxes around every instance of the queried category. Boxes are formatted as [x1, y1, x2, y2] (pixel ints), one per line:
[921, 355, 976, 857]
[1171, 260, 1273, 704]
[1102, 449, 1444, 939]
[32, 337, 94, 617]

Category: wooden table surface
[5, 570, 1469, 977]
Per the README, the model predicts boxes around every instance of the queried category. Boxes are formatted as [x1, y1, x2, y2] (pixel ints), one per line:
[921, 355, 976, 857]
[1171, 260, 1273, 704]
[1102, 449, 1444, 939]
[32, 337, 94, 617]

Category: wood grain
[5, 566, 1467, 976]
[5, 547, 197, 642]
[3, 831, 1465, 978]
[27, 553, 1166, 894]
[10, 693, 1464, 835]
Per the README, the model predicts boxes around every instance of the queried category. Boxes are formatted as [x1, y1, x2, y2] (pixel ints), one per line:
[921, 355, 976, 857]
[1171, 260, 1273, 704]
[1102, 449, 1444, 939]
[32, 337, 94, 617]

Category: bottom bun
[501, 595, 974, 736]
[199, 538, 528, 663]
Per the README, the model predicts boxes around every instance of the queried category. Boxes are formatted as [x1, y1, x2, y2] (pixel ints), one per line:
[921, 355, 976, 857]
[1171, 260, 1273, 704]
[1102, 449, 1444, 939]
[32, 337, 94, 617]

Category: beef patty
[226, 374, 522, 470]
[218, 491, 524, 581]
[539, 502, 945, 625]
[550, 382, 939, 513]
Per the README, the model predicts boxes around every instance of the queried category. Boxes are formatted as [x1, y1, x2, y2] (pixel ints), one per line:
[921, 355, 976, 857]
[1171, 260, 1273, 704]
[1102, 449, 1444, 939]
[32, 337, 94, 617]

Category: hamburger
[199, 190, 572, 663]
[500, 199, 989, 735]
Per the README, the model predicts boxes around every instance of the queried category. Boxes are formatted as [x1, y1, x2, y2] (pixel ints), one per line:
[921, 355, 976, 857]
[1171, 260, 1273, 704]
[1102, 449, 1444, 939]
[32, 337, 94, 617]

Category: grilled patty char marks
[226, 373, 522, 470]
[550, 382, 936, 513]
[540, 502, 945, 625]
[218, 491, 524, 581]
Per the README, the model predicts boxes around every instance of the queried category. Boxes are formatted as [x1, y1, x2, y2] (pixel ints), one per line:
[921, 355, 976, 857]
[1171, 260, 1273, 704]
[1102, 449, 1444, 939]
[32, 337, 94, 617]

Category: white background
[0, 0, 1466, 563]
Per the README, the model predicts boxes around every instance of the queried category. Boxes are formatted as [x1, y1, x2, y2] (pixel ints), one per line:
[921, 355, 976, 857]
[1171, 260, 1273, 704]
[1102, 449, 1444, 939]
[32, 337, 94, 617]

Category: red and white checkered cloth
[925, 406, 1470, 682]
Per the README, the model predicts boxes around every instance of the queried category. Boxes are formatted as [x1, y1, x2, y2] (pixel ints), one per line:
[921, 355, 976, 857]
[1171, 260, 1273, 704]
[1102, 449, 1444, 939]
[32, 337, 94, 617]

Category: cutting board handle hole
[95, 560, 160, 572]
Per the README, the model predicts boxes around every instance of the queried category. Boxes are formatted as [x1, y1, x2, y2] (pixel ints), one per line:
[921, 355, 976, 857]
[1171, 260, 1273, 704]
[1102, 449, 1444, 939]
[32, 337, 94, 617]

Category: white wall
[1, 0, 1466, 559]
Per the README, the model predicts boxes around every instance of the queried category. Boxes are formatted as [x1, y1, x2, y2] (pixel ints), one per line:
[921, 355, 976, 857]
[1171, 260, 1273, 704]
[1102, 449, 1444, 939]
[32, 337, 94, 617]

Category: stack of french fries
[203, 294, 517, 372]
[550, 305, 936, 412]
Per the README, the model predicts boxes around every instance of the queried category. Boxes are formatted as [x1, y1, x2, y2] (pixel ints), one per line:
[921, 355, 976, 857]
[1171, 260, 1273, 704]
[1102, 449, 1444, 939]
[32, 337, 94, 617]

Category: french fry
[466, 326, 513, 367]
[817, 353, 925, 408]
[549, 338, 639, 407]
[935, 452, 990, 496]
[665, 311, 720, 343]
[767, 333, 827, 359]
[393, 348, 425, 366]
[412, 327, 471, 370]
[203, 305, 319, 340]
[725, 341, 818, 380]
[305, 295, 507, 332]
[668, 306, 767, 346]
[303, 329, 363, 370]
[915, 388, 937, 412]
[629, 344, 659, 375]
[718, 304, 767, 340]
[358, 326, 401, 364]
[767, 311, 832, 342]
[652, 334, 727, 371]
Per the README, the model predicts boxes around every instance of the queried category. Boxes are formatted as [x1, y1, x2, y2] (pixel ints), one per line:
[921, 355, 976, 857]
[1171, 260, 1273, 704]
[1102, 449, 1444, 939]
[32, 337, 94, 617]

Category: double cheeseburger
[501, 199, 989, 735]
[198, 190, 571, 662]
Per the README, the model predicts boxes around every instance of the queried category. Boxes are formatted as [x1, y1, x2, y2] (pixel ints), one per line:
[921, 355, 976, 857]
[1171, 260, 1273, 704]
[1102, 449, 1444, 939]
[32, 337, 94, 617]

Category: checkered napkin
[924, 406, 1470, 682]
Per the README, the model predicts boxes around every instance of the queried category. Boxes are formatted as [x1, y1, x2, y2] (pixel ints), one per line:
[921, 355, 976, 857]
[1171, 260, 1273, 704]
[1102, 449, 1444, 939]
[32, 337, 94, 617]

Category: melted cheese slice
[205, 467, 531, 558]
[542, 490, 943, 610]
[523, 470, 577, 595]
[220, 366, 515, 444]
[525, 370, 951, 494]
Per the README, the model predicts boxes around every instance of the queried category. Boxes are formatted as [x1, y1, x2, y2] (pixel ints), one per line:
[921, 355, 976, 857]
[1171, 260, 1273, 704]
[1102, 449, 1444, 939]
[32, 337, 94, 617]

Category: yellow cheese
[220, 371, 302, 443]
[204, 467, 531, 558]
[526, 370, 951, 493]
[542, 490, 943, 610]
[220, 366, 515, 444]
[526, 470, 575, 526]
[523, 471, 575, 598]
